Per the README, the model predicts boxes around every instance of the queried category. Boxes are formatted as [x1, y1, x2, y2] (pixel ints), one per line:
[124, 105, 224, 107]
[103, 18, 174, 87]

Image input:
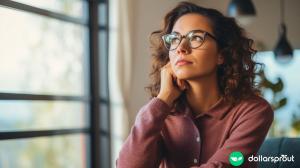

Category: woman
[117, 1, 273, 168]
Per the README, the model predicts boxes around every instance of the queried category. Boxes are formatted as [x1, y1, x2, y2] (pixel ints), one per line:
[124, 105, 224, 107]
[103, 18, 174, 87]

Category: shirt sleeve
[116, 97, 171, 168]
[191, 98, 274, 168]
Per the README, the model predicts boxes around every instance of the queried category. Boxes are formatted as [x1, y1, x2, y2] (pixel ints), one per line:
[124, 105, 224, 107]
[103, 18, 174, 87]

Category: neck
[185, 75, 221, 115]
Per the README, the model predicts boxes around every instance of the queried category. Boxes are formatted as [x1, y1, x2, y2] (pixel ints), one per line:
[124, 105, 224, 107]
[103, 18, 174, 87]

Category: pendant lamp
[227, 0, 256, 25]
[274, 0, 293, 64]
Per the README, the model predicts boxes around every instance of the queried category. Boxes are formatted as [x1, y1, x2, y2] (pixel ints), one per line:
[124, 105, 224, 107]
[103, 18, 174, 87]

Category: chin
[175, 70, 216, 81]
[175, 72, 199, 80]
[175, 66, 218, 80]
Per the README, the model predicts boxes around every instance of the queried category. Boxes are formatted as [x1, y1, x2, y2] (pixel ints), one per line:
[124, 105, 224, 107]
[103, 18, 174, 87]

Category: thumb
[177, 79, 187, 91]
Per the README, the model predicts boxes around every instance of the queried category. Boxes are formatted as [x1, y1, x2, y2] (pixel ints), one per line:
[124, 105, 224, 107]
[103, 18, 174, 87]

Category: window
[0, 0, 110, 167]
[256, 50, 300, 137]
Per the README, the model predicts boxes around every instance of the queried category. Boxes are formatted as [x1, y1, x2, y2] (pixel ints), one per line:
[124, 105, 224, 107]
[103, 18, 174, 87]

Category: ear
[217, 53, 224, 65]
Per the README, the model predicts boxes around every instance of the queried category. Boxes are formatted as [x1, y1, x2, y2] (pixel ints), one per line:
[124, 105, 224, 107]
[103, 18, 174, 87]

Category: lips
[175, 59, 192, 66]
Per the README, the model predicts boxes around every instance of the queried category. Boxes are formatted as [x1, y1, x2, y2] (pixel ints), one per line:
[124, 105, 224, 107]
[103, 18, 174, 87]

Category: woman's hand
[157, 62, 188, 107]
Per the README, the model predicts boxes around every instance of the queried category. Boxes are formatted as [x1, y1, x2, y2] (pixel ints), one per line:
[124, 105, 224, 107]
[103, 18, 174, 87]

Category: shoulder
[239, 95, 271, 107]
[228, 95, 274, 134]
[233, 95, 274, 120]
[239, 95, 272, 110]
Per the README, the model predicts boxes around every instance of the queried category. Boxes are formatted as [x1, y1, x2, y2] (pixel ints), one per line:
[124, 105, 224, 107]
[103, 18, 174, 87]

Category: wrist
[157, 93, 174, 107]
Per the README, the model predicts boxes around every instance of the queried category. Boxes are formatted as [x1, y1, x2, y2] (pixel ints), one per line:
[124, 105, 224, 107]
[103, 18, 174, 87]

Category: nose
[175, 38, 191, 55]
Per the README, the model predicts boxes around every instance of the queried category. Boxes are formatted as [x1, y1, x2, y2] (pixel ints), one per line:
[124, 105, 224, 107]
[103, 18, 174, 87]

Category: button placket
[193, 136, 200, 165]
[189, 116, 201, 166]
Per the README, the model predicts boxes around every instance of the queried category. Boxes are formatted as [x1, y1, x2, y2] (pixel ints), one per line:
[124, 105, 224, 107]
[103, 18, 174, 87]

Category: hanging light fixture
[274, 0, 293, 64]
[227, 0, 256, 25]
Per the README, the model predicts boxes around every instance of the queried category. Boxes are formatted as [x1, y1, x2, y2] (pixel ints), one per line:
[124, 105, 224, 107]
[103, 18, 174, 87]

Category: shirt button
[196, 136, 200, 142]
[194, 158, 198, 163]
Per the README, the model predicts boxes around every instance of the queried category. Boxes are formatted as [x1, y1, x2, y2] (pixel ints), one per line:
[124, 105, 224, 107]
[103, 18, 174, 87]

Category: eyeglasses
[161, 29, 217, 51]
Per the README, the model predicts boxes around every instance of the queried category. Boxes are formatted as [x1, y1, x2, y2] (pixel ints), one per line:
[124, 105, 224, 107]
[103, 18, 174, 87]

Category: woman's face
[169, 13, 223, 80]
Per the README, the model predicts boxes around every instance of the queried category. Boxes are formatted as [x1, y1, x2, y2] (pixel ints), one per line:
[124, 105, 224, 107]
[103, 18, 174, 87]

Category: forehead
[172, 13, 214, 35]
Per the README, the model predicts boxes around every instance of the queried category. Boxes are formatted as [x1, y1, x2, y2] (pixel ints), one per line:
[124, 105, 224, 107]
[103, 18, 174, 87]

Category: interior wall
[127, 0, 182, 127]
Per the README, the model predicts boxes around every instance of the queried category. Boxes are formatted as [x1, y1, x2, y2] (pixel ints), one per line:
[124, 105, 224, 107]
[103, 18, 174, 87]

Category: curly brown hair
[146, 1, 262, 106]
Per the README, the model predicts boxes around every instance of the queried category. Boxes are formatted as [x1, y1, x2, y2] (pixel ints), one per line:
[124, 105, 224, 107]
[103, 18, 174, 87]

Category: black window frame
[0, 0, 110, 167]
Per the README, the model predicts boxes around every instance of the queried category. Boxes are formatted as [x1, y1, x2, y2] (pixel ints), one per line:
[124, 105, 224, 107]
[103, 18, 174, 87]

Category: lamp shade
[228, 0, 256, 17]
[274, 24, 293, 64]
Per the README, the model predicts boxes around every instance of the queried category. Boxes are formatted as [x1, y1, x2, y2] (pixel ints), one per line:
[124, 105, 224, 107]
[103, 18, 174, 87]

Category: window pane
[0, 101, 88, 131]
[99, 103, 109, 132]
[99, 31, 109, 99]
[0, 7, 88, 96]
[98, 3, 107, 26]
[256, 50, 300, 137]
[100, 135, 110, 168]
[13, 0, 88, 20]
[0, 134, 88, 168]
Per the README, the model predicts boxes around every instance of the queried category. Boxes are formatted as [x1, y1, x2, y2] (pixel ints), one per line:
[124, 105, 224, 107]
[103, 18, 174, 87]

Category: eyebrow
[171, 29, 207, 35]
[170, 29, 218, 42]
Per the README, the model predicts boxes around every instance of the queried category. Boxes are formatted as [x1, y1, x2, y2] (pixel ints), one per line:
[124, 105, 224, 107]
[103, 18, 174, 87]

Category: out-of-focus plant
[258, 70, 287, 110]
[257, 70, 288, 137]
[291, 104, 300, 136]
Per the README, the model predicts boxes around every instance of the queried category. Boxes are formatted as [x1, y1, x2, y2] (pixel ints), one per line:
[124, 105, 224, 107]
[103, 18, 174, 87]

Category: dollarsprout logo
[229, 151, 244, 166]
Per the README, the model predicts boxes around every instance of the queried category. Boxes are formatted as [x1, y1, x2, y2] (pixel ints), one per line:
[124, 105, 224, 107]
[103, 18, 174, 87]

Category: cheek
[168, 52, 176, 63]
[168, 54, 177, 73]
[191, 53, 219, 75]
[169, 53, 178, 70]
[195, 52, 218, 67]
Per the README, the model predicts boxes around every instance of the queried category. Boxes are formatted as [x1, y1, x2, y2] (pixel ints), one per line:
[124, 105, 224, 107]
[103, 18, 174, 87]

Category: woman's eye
[190, 36, 203, 42]
[171, 38, 180, 44]
[191, 36, 203, 42]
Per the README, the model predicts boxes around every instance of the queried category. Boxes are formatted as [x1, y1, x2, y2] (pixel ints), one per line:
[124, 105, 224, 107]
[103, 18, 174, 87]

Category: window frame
[0, 0, 110, 167]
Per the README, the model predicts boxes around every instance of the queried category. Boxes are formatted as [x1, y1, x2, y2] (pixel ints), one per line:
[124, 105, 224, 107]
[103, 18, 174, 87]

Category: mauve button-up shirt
[117, 95, 274, 168]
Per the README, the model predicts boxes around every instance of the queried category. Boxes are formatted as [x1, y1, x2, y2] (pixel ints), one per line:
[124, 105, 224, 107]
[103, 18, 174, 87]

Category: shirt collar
[182, 97, 233, 120]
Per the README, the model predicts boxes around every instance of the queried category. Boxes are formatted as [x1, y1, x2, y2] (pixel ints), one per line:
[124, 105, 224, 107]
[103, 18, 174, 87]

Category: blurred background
[0, 0, 299, 168]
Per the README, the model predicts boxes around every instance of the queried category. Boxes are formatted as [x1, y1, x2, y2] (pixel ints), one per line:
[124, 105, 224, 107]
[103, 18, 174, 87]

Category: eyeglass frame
[161, 29, 218, 51]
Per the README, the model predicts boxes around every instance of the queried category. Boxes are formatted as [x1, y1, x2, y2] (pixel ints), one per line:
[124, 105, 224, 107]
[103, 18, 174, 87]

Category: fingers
[162, 62, 189, 91]
[161, 62, 189, 91]
[162, 62, 171, 69]
[176, 79, 189, 91]
[161, 62, 174, 80]
[161, 62, 174, 81]
[162, 62, 175, 76]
